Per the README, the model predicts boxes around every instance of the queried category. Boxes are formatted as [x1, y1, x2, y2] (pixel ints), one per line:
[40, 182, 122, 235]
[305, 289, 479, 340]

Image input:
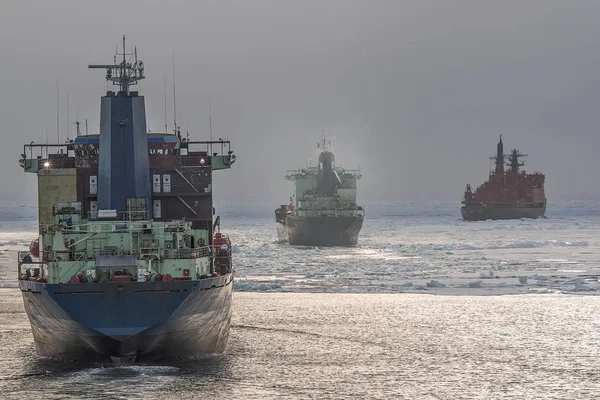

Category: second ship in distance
[275, 138, 364, 247]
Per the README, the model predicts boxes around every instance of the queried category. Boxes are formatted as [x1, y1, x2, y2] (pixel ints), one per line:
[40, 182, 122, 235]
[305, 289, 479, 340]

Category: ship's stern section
[19, 275, 233, 361]
[286, 214, 364, 246]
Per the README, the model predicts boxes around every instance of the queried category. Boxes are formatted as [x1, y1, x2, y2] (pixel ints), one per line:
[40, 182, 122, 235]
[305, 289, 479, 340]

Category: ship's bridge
[20, 134, 236, 172]
[19, 134, 236, 231]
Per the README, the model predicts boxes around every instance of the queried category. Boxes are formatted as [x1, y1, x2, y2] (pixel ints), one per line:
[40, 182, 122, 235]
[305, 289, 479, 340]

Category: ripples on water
[224, 202, 600, 294]
[2, 202, 600, 294]
[2, 291, 600, 399]
[2, 203, 600, 398]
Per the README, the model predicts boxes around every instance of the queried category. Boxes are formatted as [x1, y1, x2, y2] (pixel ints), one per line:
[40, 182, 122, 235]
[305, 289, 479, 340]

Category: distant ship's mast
[489, 135, 508, 175]
[507, 149, 527, 173]
[88, 35, 145, 93]
[317, 130, 331, 152]
[495, 135, 504, 174]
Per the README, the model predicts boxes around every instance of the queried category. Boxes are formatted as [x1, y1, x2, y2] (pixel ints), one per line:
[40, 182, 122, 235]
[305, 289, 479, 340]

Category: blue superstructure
[98, 91, 152, 216]
[73, 135, 179, 145]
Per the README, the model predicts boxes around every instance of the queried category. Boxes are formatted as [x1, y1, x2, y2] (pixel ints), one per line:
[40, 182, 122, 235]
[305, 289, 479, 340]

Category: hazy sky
[1, 0, 599, 205]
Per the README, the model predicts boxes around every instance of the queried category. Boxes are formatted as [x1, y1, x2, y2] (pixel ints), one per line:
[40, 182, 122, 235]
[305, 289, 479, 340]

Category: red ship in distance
[461, 136, 546, 221]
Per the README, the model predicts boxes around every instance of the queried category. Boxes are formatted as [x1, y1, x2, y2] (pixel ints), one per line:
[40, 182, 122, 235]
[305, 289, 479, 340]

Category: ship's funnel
[97, 91, 151, 217]
[91, 38, 151, 218]
[317, 151, 341, 195]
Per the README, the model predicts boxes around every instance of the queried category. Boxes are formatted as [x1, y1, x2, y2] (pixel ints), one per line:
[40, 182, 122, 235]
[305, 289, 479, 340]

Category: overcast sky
[1, 0, 599, 205]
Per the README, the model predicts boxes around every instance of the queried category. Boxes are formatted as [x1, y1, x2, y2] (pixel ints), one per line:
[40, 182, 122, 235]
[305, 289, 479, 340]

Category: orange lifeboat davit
[29, 238, 39, 258]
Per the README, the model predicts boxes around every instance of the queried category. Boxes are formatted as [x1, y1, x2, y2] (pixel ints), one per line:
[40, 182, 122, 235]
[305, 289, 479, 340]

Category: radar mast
[507, 149, 528, 173]
[88, 35, 145, 93]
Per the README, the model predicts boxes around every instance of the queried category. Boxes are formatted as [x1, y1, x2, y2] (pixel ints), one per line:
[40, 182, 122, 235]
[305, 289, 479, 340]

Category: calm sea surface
[1, 291, 599, 399]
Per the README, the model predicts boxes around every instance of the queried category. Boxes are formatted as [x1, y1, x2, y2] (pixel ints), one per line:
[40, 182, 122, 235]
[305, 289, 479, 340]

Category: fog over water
[1, 1, 599, 205]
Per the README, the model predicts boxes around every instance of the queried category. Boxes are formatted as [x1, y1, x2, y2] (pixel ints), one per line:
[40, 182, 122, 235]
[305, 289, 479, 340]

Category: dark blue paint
[19, 275, 234, 360]
[74, 136, 178, 145]
[98, 91, 151, 215]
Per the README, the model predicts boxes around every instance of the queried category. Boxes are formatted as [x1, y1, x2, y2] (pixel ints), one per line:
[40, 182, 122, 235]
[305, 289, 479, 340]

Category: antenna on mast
[74, 120, 81, 136]
[74, 107, 79, 137]
[208, 93, 213, 142]
[317, 129, 331, 151]
[172, 51, 178, 135]
[164, 75, 168, 133]
[66, 92, 70, 141]
[56, 79, 60, 144]
[88, 35, 145, 93]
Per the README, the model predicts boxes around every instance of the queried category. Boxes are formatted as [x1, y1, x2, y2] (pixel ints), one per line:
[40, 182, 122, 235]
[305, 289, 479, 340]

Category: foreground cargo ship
[275, 138, 364, 246]
[17, 38, 236, 362]
[461, 136, 546, 221]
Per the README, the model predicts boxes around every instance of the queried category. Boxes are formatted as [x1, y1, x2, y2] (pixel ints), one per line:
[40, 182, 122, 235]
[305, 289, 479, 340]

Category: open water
[1, 202, 600, 399]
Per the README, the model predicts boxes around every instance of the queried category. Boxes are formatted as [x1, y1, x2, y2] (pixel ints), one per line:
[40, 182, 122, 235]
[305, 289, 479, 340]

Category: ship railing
[18, 251, 46, 281]
[213, 247, 233, 275]
[39, 249, 140, 263]
[41, 249, 63, 262]
[21, 143, 74, 168]
[140, 248, 161, 259]
[120, 211, 150, 221]
[87, 210, 150, 221]
[338, 169, 362, 177]
[296, 204, 363, 212]
[164, 246, 212, 259]
[285, 168, 317, 177]
[97, 249, 138, 256]
[40, 249, 81, 263]
[183, 140, 233, 157]
[163, 220, 189, 230]
[285, 167, 362, 177]
[177, 156, 212, 167]
[21, 141, 234, 169]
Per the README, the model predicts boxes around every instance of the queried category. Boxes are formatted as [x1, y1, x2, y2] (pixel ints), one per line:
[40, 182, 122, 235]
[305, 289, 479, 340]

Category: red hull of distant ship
[462, 136, 546, 221]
